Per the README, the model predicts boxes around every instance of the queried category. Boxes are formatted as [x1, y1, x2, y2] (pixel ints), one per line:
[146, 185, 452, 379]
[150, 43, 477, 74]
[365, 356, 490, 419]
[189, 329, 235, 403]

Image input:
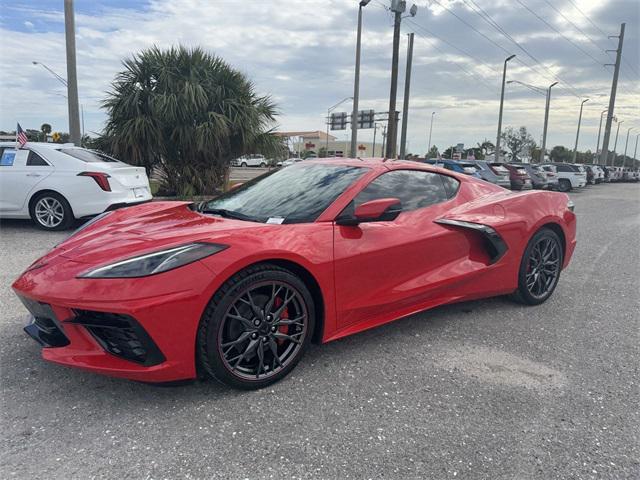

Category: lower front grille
[18, 295, 70, 347]
[72, 310, 165, 366]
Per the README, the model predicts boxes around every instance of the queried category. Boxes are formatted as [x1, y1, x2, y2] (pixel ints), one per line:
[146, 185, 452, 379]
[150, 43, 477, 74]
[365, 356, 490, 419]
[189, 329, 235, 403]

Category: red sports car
[13, 159, 576, 389]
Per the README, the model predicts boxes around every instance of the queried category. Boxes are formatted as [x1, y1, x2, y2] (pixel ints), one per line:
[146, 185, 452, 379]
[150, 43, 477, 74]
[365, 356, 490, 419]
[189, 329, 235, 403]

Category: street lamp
[622, 127, 633, 168]
[326, 96, 353, 156]
[350, 0, 370, 158]
[612, 120, 624, 166]
[427, 111, 435, 155]
[495, 54, 516, 162]
[596, 109, 607, 154]
[540, 81, 558, 163]
[572, 98, 589, 163]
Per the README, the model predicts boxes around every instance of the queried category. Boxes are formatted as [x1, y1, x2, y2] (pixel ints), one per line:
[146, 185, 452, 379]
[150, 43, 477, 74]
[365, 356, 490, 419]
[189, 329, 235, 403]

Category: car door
[0, 149, 53, 213]
[333, 169, 471, 329]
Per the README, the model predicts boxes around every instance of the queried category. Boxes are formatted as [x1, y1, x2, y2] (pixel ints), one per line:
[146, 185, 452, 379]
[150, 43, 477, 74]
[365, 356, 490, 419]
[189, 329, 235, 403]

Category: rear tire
[240, 162, 248, 168]
[260, 162, 266, 168]
[511, 228, 563, 305]
[29, 192, 74, 231]
[197, 264, 315, 389]
[558, 179, 571, 192]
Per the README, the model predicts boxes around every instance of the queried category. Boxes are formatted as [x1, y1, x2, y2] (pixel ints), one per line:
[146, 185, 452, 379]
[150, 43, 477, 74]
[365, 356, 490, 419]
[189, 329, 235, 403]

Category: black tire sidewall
[198, 265, 315, 390]
[29, 192, 74, 231]
[516, 228, 564, 305]
[559, 179, 571, 192]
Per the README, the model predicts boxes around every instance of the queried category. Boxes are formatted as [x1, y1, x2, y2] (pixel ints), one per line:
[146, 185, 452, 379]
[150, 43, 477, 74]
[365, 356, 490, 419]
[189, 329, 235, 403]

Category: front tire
[511, 228, 563, 305]
[29, 192, 74, 231]
[240, 162, 248, 168]
[197, 264, 315, 389]
[558, 179, 571, 192]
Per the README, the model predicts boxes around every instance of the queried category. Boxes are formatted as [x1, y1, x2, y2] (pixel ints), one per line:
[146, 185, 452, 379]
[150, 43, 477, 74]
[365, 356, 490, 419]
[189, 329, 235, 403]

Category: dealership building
[275, 130, 381, 158]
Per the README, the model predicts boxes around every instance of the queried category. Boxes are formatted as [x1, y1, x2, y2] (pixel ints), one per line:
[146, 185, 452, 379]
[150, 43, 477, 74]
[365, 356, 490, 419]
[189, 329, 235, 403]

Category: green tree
[550, 145, 572, 163]
[501, 126, 535, 162]
[40, 123, 52, 142]
[426, 145, 439, 158]
[102, 46, 282, 196]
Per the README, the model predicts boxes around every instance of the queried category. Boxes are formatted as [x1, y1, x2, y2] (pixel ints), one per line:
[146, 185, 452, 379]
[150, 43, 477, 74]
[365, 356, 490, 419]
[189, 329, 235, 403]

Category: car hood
[53, 201, 269, 265]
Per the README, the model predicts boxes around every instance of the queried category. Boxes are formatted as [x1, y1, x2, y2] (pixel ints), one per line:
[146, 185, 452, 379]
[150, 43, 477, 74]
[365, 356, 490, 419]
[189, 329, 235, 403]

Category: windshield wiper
[200, 208, 258, 222]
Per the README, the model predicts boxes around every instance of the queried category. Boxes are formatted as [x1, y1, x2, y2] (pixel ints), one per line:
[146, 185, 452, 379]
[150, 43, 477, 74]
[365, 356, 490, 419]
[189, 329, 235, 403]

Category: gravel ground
[1, 184, 638, 480]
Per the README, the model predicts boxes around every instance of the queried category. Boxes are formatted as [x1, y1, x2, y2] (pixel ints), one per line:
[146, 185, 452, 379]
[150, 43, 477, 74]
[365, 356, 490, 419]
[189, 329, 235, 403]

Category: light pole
[596, 109, 607, 154]
[540, 81, 558, 163]
[427, 111, 435, 155]
[622, 127, 633, 168]
[634, 134, 639, 162]
[572, 98, 589, 163]
[350, 0, 370, 158]
[326, 96, 353, 156]
[495, 54, 516, 162]
[612, 120, 623, 165]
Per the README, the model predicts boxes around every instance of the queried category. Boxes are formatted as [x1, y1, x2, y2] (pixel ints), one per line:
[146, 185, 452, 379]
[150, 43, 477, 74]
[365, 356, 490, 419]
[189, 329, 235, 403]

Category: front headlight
[78, 242, 228, 278]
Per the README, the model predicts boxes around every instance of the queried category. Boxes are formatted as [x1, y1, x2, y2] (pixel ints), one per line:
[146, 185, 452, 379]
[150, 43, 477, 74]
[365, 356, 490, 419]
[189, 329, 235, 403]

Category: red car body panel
[12, 159, 576, 382]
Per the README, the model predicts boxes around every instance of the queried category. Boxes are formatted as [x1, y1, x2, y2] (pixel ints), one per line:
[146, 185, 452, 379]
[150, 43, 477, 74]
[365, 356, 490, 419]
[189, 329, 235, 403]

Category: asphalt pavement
[1, 184, 638, 479]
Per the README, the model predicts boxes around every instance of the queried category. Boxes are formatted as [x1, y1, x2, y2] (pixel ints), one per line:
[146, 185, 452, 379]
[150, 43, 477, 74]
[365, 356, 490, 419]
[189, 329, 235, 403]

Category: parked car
[0, 142, 151, 230]
[508, 162, 548, 190]
[585, 165, 595, 185]
[13, 158, 577, 389]
[541, 163, 587, 191]
[503, 163, 533, 190]
[469, 160, 511, 188]
[232, 154, 268, 168]
[276, 157, 303, 168]
[592, 165, 605, 183]
[597, 165, 612, 182]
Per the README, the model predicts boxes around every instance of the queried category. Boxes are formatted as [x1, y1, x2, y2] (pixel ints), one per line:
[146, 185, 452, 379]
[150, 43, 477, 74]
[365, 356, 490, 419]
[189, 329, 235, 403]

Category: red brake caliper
[274, 296, 288, 344]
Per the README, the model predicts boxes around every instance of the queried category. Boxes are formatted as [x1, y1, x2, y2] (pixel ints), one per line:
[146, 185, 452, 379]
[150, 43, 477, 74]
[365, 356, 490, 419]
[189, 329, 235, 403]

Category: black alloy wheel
[512, 228, 563, 305]
[197, 264, 314, 389]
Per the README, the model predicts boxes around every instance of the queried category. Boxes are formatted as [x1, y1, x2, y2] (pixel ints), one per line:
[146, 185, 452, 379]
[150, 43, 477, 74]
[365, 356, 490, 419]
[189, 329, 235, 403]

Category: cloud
[0, 0, 637, 153]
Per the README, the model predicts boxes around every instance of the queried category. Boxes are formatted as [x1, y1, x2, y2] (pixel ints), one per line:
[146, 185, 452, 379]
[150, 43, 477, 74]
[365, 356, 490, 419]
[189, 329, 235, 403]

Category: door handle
[26, 173, 42, 177]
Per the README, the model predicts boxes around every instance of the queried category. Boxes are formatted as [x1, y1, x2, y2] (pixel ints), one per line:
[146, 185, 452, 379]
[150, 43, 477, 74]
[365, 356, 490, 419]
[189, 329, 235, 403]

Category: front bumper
[12, 254, 215, 382]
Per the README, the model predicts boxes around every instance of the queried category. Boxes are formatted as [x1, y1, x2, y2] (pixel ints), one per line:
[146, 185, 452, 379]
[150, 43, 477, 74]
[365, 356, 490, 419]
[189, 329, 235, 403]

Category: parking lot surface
[1, 184, 638, 479]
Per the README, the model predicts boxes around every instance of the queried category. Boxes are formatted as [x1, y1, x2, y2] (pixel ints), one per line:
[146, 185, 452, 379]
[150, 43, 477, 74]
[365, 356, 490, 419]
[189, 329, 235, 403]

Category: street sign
[357, 109, 375, 129]
[330, 112, 348, 130]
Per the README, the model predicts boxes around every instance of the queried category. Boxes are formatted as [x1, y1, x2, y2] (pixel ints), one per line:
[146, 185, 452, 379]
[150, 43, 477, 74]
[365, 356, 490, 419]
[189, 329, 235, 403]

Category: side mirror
[337, 198, 402, 226]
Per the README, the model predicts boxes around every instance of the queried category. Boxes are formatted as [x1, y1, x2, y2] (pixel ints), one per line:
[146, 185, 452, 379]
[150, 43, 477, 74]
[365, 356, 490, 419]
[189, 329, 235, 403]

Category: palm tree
[40, 123, 52, 142]
[102, 46, 282, 196]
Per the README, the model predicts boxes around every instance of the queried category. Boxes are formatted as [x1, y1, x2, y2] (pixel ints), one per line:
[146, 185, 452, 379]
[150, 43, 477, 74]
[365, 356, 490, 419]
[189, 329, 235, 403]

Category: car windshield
[489, 163, 509, 174]
[203, 163, 367, 224]
[59, 148, 123, 163]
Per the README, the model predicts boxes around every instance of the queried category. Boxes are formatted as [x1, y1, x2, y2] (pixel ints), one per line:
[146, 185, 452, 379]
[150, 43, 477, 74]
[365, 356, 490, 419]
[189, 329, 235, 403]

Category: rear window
[59, 148, 122, 163]
[489, 163, 509, 174]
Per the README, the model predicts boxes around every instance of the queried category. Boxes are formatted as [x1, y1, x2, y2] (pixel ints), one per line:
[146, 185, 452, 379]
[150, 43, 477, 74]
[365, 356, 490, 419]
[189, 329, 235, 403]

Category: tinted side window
[27, 151, 49, 166]
[556, 165, 571, 172]
[440, 175, 460, 199]
[354, 170, 448, 212]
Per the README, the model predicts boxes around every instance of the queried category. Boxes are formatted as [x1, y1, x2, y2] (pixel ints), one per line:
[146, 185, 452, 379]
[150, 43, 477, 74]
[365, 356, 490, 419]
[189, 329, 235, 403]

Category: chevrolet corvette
[13, 159, 576, 389]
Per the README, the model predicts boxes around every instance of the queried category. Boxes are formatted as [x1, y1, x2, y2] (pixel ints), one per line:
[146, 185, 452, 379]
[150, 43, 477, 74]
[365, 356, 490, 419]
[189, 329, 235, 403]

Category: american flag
[16, 123, 28, 147]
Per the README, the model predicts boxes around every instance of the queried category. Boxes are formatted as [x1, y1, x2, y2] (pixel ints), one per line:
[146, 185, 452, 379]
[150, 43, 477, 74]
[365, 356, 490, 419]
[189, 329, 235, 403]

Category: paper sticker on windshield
[266, 217, 285, 224]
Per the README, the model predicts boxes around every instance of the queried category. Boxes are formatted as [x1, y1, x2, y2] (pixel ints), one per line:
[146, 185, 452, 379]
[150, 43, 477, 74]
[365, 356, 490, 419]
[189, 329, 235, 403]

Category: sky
[0, 0, 638, 155]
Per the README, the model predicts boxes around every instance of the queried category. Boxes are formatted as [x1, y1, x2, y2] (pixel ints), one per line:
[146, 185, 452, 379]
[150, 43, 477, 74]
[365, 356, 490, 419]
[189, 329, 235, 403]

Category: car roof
[308, 157, 465, 176]
[0, 142, 75, 148]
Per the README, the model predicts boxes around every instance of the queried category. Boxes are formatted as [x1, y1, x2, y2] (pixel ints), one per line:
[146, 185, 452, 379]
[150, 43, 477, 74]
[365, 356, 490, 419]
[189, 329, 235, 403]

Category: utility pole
[495, 54, 516, 162]
[599, 23, 625, 165]
[350, 1, 370, 158]
[64, 0, 81, 146]
[634, 134, 639, 162]
[399, 32, 414, 160]
[540, 81, 558, 163]
[572, 98, 589, 163]
[612, 120, 623, 165]
[622, 127, 633, 168]
[385, 1, 416, 158]
[596, 109, 607, 154]
[427, 112, 435, 155]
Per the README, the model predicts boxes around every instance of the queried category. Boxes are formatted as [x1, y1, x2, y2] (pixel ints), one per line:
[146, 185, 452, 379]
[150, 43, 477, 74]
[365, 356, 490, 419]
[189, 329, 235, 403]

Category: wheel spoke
[268, 337, 283, 368]
[256, 343, 265, 378]
[272, 290, 296, 320]
[264, 284, 284, 315]
[233, 338, 259, 371]
[226, 313, 256, 330]
[275, 315, 306, 326]
[221, 330, 252, 349]
[273, 331, 303, 344]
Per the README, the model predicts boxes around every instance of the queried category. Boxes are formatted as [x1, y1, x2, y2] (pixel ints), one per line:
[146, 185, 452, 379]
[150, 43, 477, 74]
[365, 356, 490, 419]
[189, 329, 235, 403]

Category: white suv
[231, 154, 268, 168]
[0, 142, 151, 230]
[541, 163, 587, 192]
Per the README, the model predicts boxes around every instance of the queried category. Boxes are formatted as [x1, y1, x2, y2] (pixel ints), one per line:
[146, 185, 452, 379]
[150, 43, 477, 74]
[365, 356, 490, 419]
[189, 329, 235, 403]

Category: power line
[565, 0, 612, 40]
[516, 0, 605, 68]
[461, 0, 590, 102]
